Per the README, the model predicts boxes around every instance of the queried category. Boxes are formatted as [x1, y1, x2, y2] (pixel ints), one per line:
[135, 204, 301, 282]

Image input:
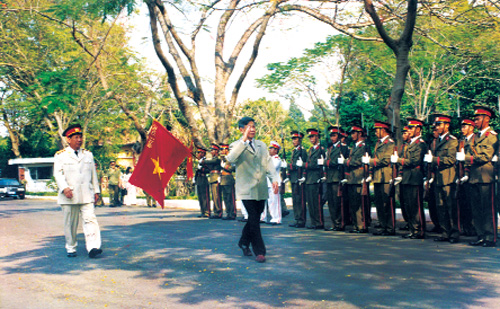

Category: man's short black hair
[238, 116, 255, 128]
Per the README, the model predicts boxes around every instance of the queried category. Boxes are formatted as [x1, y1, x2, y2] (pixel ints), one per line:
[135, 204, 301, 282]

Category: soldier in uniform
[304, 128, 326, 229]
[461, 106, 498, 247]
[398, 126, 410, 230]
[53, 124, 102, 258]
[287, 131, 308, 228]
[426, 127, 442, 234]
[456, 119, 476, 236]
[220, 144, 237, 220]
[424, 114, 459, 243]
[263, 141, 283, 225]
[205, 144, 223, 219]
[393, 118, 427, 239]
[344, 126, 370, 233]
[107, 160, 122, 207]
[366, 121, 396, 236]
[325, 126, 349, 231]
[195, 146, 210, 217]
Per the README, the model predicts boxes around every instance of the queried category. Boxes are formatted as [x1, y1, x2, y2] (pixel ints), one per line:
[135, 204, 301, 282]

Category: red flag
[129, 120, 190, 208]
[186, 141, 194, 182]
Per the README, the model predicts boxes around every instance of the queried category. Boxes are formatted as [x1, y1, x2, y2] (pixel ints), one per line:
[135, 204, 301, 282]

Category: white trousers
[261, 188, 282, 223]
[62, 203, 101, 253]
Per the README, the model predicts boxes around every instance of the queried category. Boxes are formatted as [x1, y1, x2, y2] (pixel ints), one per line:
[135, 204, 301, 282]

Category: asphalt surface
[1, 198, 500, 308]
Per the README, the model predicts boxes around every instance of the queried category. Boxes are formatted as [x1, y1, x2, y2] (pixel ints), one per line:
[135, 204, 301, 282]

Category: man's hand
[338, 154, 345, 165]
[281, 159, 287, 168]
[296, 157, 303, 167]
[94, 193, 100, 204]
[361, 153, 370, 165]
[393, 177, 402, 186]
[63, 187, 73, 199]
[283, 178, 290, 184]
[242, 125, 251, 142]
[272, 181, 279, 194]
[340, 179, 348, 184]
[390, 151, 398, 164]
[318, 155, 324, 166]
[298, 177, 305, 184]
[365, 176, 372, 183]
[424, 150, 433, 163]
[456, 150, 465, 161]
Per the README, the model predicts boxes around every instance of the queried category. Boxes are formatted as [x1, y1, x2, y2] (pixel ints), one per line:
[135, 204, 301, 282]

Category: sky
[123, 3, 341, 118]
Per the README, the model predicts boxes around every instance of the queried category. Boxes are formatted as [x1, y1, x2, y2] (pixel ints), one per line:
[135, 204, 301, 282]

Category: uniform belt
[210, 171, 220, 174]
[221, 171, 231, 176]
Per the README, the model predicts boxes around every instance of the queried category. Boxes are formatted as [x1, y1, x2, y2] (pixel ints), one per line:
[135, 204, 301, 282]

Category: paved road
[1, 198, 500, 308]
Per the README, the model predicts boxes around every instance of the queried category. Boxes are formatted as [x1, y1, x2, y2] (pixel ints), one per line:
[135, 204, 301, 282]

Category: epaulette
[449, 135, 457, 140]
[341, 143, 347, 146]
[388, 139, 394, 143]
[490, 131, 497, 135]
[56, 149, 65, 155]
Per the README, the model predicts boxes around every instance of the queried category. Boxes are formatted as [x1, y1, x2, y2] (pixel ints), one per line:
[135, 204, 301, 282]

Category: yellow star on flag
[151, 157, 166, 180]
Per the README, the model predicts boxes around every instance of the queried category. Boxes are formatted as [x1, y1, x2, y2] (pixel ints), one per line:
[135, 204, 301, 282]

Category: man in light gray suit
[226, 116, 279, 263]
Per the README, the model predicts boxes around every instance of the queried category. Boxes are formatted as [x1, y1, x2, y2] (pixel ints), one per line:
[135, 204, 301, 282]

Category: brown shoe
[255, 255, 266, 263]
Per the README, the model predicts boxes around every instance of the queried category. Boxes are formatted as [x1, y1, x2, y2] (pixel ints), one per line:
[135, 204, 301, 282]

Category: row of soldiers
[287, 105, 498, 248]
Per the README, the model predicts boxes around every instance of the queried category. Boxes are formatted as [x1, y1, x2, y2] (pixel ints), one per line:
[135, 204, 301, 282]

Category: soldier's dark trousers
[348, 184, 365, 230]
[401, 184, 426, 236]
[327, 182, 345, 228]
[240, 200, 266, 256]
[374, 183, 395, 232]
[460, 183, 475, 235]
[196, 179, 210, 216]
[221, 184, 237, 218]
[427, 184, 441, 230]
[306, 183, 324, 227]
[470, 183, 497, 243]
[435, 184, 459, 240]
[109, 184, 120, 206]
[291, 182, 306, 225]
[210, 182, 223, 217]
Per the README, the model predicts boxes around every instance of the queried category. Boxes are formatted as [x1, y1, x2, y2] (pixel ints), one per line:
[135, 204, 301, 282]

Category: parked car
[0, 178, 26, 199]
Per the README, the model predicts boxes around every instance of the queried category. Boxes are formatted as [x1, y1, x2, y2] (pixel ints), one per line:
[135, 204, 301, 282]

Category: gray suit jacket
[226, 139, 278, 200]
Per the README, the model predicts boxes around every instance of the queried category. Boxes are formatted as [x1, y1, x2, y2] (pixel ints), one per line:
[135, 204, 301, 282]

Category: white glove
[298, 177, 305, 184]
[365, 176, 372, 183]
[296, 158, 303, 167]
[460, 175, 469, 183]
[217, 176, 221, 183]
[362, 152, 370, 164]
[220, 160, 226, 168]
[319, 177, 326, 183]
[338, 154, 345, 165]
[318, 156, 324, 166]
[492, 155, 498, 162]
[424, 150, 433, 163]
[456, 150, 465, 161]
[281, 159, 287, 168]
[390, 150, 398, 163]
[192, 178, 196, 184]
[340, 179, 348, 184]
[393, 177, 402, 186]
[283, 178, 290, 184]
[197, 164, 202, 170]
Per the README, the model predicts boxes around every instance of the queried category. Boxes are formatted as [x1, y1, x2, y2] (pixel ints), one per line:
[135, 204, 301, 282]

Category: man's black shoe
[402, 233, 414, 239]
[410, 234, 425, 239]
[449, 238, 459, 244]
[358, 229, 368, 233]
[483, 240, 496, 247]
[88, 248, 102, 258]
[399, 225, 409, 231]
[428, 226, 443, 233]
[239, 218, 248, 222]
[210, 215, 222, 219]
[282, 210, 290, 217]
[372, 230, 385, 236]
[289, 223, 299, 227]
[324, 227, 334, 231]
[382, 231, 396, 236]
[307, 225, 324, 230]
[469, 239, 485, 246]
[238, 242, 252, 256]
[333, 227, 345, 231]
[67, 252, 77, 258]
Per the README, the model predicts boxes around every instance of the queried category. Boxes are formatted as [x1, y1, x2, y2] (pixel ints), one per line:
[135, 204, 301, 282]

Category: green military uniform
[346, 127, 370, 232]
[426, 136, 441, 233]
[430, 115, 459, 242]
[305, 129, 326, 229]
[287, 131, 308, 227]
[465, 106, 498, 246]
[195, 150, 210, 217]
[398, 119, 427, 239]
[107, 164, 122, 207]
[459, 124, 476, 236]
[398, 141, 409, 227]
[220, 150, 237, 220]
[325, 127, 349, 230]
[370, 125, 396, 235]
[205, 145, 223, 218]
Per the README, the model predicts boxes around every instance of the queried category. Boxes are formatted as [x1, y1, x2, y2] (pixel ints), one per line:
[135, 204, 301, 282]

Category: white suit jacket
[226, 139, 278, 201]
[54, 147, 100, 205]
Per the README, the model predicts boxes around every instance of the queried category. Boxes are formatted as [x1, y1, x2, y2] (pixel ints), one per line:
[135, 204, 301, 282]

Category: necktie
[249, 140, 255, 151]
[75, 151, 78, 157]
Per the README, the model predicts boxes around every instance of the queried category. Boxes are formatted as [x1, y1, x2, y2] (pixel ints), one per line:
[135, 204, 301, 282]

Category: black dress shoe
[469, 239, 485, 246]
[324, 227, 334, 231]
[260, 220, 266, 224]
[222, 216, 235, 220]
[349, 229, 360, 233]
[282, 210, 290, 217]
[399, 225, 409, 231]
[89, 248, 102, 258]
[410, 234, 425, 239]
[483, 240, 496, 247]
[295, 224, 306, 228]
[382, 231, 396, 236]
[333, 227, 345, 231]
[67, 252, 77, 258]
[428, 226, 443, 233]
[402, 233, 414, 239]
[358, 229, 368, 233]
[372, 230, 385, 236]
[449, 238, 459, 244]
[210, 215, 222, 219]
[238, 243, 252, 256]
[239, 218, 248, 222]
[307, 225, 324, 230]
[434, 236, 449, 242]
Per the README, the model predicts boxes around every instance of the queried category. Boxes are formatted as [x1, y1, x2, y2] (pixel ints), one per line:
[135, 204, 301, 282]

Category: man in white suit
[54, 124, 102, 258]
[226, 117, 279, 263]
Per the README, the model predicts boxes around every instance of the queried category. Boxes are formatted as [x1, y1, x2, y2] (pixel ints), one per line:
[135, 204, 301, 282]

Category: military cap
[432, 114, 452, 124]
[474, 105, 495, 119]
[373, 120, 392, 132]
[327, 125, 342, 136]
[461, 119, 475, 126]
[63, 124, 83, 137]
[290, 131, 304, 139]
[402, 126, 410, 132]
[269, 141, 280, 150]
[211, 143, 220, 151]
[196, 146, 208, 153]
[219, 144, 229, 150]
[349, 125, 364, 133]
[306, 128, 320, 137]
[406, 118, 424, 127]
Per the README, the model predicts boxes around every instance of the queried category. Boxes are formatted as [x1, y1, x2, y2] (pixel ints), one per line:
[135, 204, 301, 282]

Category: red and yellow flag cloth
[129, 120, 190, 208]
[186, 141, 194, 182]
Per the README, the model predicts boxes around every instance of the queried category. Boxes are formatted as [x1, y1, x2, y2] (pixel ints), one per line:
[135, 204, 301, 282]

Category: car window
[0, 179, 20, 186]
